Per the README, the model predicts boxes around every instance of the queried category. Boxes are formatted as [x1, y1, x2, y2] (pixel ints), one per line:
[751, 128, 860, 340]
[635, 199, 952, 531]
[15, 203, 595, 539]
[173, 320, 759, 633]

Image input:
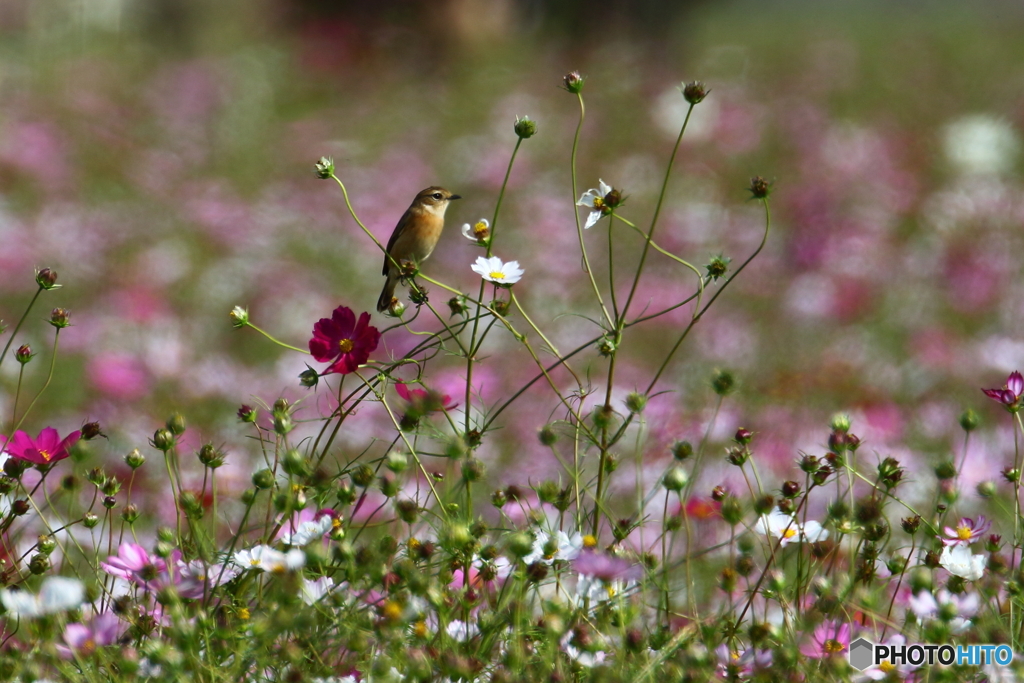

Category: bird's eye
[432, 193, 443, 200]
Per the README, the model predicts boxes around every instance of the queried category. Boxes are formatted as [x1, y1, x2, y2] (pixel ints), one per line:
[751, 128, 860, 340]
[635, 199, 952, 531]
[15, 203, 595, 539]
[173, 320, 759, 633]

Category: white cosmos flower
[577, 179, 612, 229]
[0, 576, 85, 618]
[461, 218, 491, 244]
[299, 576, 337, 605]
[939, 544, 986, 581]
[280, 515, 333, 547]
[758, 508, 829, 547]
[234, 545, 306, 573]
[523, 530, 585, 565]
[471, 256, 524, 285]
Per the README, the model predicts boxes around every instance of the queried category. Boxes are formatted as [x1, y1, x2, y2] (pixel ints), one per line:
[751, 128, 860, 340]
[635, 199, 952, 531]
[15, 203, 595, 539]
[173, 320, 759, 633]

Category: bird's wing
[383, 210, 411, 276]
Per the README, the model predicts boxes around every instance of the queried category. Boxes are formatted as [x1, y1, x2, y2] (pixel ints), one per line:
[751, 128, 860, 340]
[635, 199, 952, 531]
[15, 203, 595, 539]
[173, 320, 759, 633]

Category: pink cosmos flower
[100, 543, 178, 593]
[308, 306, 380, 375]
[572, 550, 644, 583]
[942, 515, 991, 547]
[60, 612, 123, 657]
[982, 370, 1024, 410]
[396, 382, 458, 412]
[0, 427, 80, 465]
[800, 621, 850, 659]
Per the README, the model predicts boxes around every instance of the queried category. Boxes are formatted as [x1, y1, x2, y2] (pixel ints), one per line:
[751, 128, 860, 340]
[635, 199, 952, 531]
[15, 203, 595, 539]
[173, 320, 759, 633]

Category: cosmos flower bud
[151, 428, 175, 452]
[229, 306, 249, 328]
[447, 295, 468, 317]
[298, 366, 320, 388]
[197, 444, 224, 469]
[681, 81, 709, 105]
[386, 299, 406, 318]
[351, 465, 375, 488]
[705, 255, 731, 281]
[461, 457, 485, 483]
[748, 176, 771, 199]
[662, 467, 688, 492]
[252, 468, 275, 490]
[395, 499, 419, 524]
[977, 480, 996, 498]
[121, 504, 140, 523]
[491, 489, 507, 508]
[711, 369, 736, 396]
[781, 480, 801, 498]
[29, 554, 50, 575]
[15, 345, 34, 365]
[35, 268, 59, 290]
[514, 115, 537, 139]
[380, 451, 406, 474]
[314, 156, 334, 179]
[959, 408, 980, 432]
[166, 412, 187, 436]
[563, 70, 585, 94]
[83, 512, 99, 528]
[538, 425, 558, 446]
[49, 307, 70, 328]
[597, 336, 617, 357]
[238, 404, 257, 423]
[625, 392, 647, 413]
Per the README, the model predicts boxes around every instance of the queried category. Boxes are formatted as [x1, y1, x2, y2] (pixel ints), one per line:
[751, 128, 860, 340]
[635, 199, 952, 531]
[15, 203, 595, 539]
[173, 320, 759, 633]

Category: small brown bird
[377, 186, 461, 312]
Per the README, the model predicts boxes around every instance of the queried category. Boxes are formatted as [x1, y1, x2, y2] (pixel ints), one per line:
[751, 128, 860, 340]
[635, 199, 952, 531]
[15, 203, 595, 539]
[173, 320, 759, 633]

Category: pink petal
[35, 426, 60, 452]
[1009, 371, 1024, 397]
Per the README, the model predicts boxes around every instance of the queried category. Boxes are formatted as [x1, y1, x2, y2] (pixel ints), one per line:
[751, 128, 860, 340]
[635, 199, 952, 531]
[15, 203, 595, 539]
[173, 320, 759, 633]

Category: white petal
[584, 210, 602, 229]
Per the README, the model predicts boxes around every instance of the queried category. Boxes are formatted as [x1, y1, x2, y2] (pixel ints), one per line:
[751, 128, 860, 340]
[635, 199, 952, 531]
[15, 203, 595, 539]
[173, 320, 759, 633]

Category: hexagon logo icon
[849, 637, 874, 671]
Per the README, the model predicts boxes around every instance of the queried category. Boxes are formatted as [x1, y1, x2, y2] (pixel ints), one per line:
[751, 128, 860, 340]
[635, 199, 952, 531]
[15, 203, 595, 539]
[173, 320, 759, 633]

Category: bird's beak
[449, 194, 462, 200]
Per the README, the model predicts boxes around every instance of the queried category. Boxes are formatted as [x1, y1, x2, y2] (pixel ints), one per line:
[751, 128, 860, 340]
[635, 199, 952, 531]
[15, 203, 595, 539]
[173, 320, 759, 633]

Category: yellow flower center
[338, 338, 354, 353]
[782, 528, 798, 539]
[583, 535, 598, 548]
[489, 271, 506, 280]
[957, 525, 973, 540]
[473, 221, 489, 237]
[249, 558, 261, 566]
[81, 638, 96, 655]
[413, 620, 428, 638]
[237, 607, 250, 620]
[879, 661, 896, 673]
[824, 639, 845, 654]
[382, 600, 402, 622]
[39, 449, 52, 462]
[593, 197, 605, 209]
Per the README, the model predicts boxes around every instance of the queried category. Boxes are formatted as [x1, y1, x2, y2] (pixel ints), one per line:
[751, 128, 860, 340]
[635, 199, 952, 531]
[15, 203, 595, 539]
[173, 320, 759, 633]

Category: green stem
[244, 322, 309, 354]
[570, 92, 614, 329]
[0, 286, 43, 369]
[645, 198, 772, 394]
[618, 103, 694, 325]
[11, 328, 61, 434]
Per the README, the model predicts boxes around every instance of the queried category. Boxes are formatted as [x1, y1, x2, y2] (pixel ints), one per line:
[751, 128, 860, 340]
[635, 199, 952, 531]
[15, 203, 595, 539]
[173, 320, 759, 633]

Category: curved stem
[11, 328, 61, 434]
[570, 92, 614, 329]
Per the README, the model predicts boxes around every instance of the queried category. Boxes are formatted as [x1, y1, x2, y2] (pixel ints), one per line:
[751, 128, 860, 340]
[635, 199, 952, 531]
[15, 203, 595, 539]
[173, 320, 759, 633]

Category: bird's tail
[377, 275, 397, 313]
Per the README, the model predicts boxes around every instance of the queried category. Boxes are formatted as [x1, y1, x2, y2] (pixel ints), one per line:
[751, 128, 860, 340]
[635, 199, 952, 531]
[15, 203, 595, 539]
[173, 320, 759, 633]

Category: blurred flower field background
[3, 0, 1024, 506]
[4, 0, 1024, 680]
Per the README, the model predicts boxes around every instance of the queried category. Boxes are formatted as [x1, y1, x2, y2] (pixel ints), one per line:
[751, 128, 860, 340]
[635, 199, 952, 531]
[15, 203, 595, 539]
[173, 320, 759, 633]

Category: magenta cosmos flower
[308, 306, 381, 375]
[982, 370, 1024, 410]
[0, 427, 80, 465]
[396, 382, 458, 412]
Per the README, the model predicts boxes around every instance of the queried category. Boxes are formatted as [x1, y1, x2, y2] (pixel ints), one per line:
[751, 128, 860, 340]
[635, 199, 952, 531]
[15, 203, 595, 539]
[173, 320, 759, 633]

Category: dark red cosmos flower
[308, 306, 380, 375]
[0, 427, 81, 465]
[982, 370, 1024, 411]
[396, 382, 458, 412]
